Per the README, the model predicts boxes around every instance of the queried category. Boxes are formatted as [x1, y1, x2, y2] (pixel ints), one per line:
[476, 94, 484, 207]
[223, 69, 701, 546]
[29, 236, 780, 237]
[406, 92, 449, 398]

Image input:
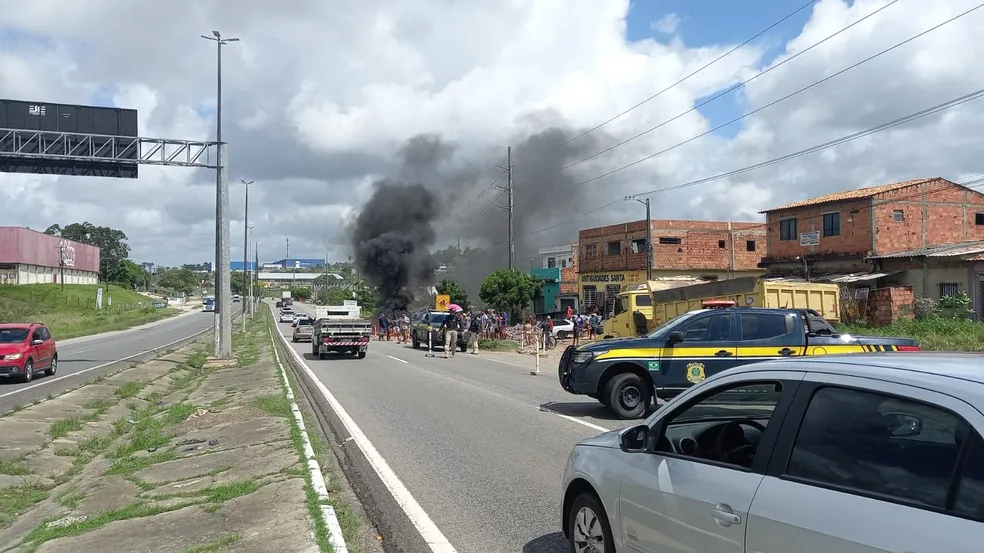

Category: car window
[784, 386, 965, 509]
[672, 382, 783, 423]
[31, 329, 43, 342]
[40, 328, 51, 341]
[678, 313, 731, 342]
[954, 432, 984, 522]
[739, 313, 792, 341]
[0, 328, 29, 343]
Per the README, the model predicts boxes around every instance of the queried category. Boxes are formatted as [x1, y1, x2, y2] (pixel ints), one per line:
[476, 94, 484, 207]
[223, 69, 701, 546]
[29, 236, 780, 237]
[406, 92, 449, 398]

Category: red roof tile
[760, 178, 939, 213]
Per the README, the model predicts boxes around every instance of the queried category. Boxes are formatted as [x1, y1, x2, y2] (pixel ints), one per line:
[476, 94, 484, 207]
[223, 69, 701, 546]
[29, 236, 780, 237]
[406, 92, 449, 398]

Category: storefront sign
[580, 271, 645, 284]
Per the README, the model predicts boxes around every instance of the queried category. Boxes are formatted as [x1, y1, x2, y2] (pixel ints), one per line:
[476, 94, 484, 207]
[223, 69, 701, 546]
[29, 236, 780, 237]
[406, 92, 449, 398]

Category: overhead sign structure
[435, 294, 450, 311]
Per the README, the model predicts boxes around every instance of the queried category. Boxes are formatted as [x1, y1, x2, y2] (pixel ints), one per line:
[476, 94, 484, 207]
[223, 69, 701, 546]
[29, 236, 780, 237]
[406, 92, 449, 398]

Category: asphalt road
[0, 304, 240, 399]
[281, 303, 626, 553]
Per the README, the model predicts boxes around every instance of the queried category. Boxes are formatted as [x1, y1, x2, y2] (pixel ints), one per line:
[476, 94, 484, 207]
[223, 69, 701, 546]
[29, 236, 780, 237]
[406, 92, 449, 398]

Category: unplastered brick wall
[873, 180, 984, 255]
[765, 199, 873, 261]
[866, 285, 915, 326]
[578, 219, 764, 273]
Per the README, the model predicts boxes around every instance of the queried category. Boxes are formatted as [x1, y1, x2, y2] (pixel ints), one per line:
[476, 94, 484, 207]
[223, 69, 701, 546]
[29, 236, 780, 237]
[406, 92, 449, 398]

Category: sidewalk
[0, 315, 345, 552]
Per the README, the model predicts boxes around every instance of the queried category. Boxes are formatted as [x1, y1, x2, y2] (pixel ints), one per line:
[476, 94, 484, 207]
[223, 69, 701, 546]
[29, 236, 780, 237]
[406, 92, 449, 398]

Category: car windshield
[645, 311, 702, 339]
[0, 328, 29, 343]
[429, 314, 447, 326]
[673, 383, 783, 422]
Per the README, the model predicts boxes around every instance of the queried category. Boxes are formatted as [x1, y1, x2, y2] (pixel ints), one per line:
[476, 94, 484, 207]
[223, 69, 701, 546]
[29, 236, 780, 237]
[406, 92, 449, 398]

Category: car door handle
[778, 348, 795, 356]
[711, 504, 742, 526]
[714, 350, 733, 357]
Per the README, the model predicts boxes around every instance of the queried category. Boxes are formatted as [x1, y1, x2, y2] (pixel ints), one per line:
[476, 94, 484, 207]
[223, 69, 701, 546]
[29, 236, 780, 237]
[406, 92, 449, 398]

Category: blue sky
[626, 0, 816, 138]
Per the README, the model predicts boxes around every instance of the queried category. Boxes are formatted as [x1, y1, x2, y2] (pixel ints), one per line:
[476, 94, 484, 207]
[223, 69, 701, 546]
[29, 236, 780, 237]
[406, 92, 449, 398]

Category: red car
[0, 323, 58, 383]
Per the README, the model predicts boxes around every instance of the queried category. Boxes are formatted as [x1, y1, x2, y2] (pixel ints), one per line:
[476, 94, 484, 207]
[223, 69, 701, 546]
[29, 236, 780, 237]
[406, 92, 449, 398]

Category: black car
[411, 311, 469, 352]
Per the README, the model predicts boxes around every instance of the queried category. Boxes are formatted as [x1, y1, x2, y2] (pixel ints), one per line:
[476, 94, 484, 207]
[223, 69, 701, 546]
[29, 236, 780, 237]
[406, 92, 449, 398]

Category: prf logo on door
[28, 104, 47, 116]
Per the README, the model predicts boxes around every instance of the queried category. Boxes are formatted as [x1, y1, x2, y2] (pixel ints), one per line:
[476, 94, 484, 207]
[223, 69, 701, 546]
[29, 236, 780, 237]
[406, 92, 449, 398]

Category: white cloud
[652, 13, 682, 36]
[0, 0, 981, 270]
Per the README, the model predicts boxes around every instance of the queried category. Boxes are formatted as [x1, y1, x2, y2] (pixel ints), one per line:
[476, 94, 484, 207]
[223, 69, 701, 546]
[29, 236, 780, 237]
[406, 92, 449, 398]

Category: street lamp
[201, 30, 239, 358]
[241, 178, 253, 301]
[243, 224, 254, 329]
[625, 195, 653, 281]
[252, 239, 261, 314]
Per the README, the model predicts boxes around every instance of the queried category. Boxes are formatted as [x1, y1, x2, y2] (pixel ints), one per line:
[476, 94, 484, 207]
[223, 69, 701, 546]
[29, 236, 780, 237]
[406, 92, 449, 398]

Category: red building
[0, 227, 100, 285]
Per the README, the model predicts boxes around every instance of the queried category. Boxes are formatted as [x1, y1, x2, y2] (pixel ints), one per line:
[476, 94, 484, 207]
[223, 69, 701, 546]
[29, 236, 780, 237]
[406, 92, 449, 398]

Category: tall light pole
[202, 30, 239, 358]
[252, 236, 259, 316]
[626, 196, 653, 281]
[243, 224, 254, 329]
[241, 178, 253, 281]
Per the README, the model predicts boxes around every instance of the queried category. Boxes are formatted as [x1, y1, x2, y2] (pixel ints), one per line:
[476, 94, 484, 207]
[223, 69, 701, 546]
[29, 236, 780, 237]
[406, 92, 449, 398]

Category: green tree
[436, 278, 469, 307]
[118, 259, 147, 289]
[316, 287, 352, 305]
[292, 286, 312, 301]
[230, 272, 249, 296]
[44, 222, 130, 283]
[479, 269, 542, 316]
[157, 268, 198, 295]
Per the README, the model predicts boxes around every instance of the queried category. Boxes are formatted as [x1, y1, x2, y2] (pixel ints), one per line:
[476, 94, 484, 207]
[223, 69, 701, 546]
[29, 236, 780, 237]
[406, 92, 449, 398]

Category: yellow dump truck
[601, 276, 841, 338]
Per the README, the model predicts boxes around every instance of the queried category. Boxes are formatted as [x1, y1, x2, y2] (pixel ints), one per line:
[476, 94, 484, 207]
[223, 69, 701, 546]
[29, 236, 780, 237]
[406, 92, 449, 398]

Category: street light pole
[202, 30, 239, 358]
[626, 196, 654, 281]
[243, 224, 254, 329]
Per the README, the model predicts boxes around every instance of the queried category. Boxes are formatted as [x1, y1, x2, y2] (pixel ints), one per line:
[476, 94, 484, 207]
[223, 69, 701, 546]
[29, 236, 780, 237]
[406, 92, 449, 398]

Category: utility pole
[626, 195, 654, 281]
[243, 224, 253, 329]
[494, 147, 514, 270]
[241, 179, 253, 315]
[286, 238, 293, 296]
[202, 29, 239, 359]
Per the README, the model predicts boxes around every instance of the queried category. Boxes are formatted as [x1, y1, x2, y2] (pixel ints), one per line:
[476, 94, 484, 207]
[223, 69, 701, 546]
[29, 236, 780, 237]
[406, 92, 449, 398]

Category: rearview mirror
[885, 412, 922, 437]
[666, 331, 685, 345]
[32, 339, 43, 345]
[619, 424, 649, 453]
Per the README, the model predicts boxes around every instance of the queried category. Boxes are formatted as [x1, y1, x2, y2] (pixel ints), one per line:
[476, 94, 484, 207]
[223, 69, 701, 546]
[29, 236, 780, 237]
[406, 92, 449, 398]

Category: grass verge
[478, 339, 521, 351]
[838, 316, 984, 351]
[0, 284, 179, 339]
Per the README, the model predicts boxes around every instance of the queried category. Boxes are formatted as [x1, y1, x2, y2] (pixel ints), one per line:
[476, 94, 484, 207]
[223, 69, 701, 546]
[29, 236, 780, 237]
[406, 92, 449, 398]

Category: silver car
[562, 353, 984, 553]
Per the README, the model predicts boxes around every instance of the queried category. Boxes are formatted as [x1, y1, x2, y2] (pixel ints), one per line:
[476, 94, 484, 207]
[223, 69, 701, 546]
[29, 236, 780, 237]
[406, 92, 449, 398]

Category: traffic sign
[435, 294, 450, 311]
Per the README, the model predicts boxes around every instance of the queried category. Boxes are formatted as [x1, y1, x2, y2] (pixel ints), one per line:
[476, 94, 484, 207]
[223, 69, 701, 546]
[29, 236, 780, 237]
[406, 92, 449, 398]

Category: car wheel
[568, 492, 613, 553]
[412, 337, 420, 348]
[605, 372, 650, 419]
[460, 343, 468, 353]
[45, 355, 57, 377]
[358, 351, 367, 359]
[22, 360, 33, 383]
[557, 330, 568, 340]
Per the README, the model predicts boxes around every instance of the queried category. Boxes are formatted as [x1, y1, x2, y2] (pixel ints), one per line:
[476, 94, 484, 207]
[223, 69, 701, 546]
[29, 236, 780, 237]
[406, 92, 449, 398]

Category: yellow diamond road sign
[435, 294, 450, 311]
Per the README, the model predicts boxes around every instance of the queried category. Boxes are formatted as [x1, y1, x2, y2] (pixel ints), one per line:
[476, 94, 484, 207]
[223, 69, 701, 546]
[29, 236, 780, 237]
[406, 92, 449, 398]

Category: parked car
[0, 323, 58, 383]
[561, 353, 984, 553]
[410, 311, 468, 352]
[551, 318, 575, 340]
[292, 320, 315, 342]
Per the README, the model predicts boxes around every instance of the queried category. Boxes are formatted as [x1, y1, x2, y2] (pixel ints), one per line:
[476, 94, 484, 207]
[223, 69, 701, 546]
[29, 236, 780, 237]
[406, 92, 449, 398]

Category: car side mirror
[885, 412, 922, 437]
[666, 331, 685, 345]
[619, 424, 650, 453]
[32, 339, 44, 345]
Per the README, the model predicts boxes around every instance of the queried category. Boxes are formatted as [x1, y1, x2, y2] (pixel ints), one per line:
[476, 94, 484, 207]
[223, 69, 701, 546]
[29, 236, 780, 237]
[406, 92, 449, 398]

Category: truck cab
[559, 305, 920, 419]
[601, 288, 653, 338]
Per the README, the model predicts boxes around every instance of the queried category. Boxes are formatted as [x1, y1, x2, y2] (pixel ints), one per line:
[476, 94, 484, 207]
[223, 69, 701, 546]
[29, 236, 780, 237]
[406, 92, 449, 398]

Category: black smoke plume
[350, 180, 439, 312]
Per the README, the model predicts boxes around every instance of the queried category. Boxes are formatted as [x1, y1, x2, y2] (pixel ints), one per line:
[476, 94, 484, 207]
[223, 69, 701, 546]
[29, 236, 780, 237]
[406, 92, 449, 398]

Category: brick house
[760, 177, 984, 319]
[577, 218, 765, 312]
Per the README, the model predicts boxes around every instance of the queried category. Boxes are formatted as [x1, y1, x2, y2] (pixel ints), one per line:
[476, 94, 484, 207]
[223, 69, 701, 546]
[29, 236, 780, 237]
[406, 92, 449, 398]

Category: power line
[436, 170, 505, 232]
[511, 2, 984, 208]
[512, 0, 821, 167]
[458, 86, 984, 267]
[511, 0, 901, 189]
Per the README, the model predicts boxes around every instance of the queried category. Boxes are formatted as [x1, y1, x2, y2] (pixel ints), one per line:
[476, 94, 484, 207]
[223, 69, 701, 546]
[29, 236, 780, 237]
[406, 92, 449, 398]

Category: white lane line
[70, 348, 94, 354]
[540, 406, 611, 433]
[271, 307, 458, 553]
[269, 329, 348, 553]
[0, 328, 211, 400]
[483, 357, 522, 368]
[386, 354, 409, 364]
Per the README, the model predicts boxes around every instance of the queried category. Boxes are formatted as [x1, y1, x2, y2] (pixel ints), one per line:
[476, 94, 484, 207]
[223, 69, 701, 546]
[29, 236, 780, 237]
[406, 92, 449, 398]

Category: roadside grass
[478, 339, 520, 351]
[0, 284, 179, 339]
[182, 533, 242, 553]
[838, 317, 984, 352]
[115, 381, 145, 399]
[0, 483, 50, 529]
[0, 458, 31, 475]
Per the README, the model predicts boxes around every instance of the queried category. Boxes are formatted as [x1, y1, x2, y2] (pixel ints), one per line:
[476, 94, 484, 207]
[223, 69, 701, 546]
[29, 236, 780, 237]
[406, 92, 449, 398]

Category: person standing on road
[378, 313, 389, 341]
[441, 311, 461, 358]
[468, 313, 481, 354]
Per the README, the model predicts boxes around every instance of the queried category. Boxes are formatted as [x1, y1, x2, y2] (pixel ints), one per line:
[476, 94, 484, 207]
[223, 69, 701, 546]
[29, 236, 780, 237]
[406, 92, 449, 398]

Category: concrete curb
[269, 327, 349, 553]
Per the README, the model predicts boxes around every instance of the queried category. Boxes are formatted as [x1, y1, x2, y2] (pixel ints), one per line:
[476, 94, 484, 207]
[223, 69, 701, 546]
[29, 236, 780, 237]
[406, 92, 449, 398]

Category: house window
[746, 240, 756, 252]
[939, 282, 960, 298]
[718, 240, 726, 248]
[607, 241, 621, 255]
[976, 213, 984, 225]
[853, 287, 870, 299]
[582, 285, 597, 310]
[546, 257, 556, 269]
[658, 237, 682, 245]
[584, 244, 596, 258]
[630, 238, 647, 254]
[893, 209, 904, 222]
[779, 218, 797, 241]
[822, 212, 841, 237]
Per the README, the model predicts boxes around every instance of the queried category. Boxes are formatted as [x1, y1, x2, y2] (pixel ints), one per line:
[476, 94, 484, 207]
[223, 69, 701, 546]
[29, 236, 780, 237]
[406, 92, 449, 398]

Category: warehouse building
[0, 227, 101, 285]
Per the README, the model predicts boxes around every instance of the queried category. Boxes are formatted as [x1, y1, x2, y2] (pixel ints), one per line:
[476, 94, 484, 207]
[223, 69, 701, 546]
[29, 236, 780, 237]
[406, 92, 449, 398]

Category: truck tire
[318, 352, 326, 360]
[311, 344, 318, 356]
[460, 343, 467, 353]
[358, 351, 367, 359]
[605, 373, 650, 419]
[412, 336, 420, 348]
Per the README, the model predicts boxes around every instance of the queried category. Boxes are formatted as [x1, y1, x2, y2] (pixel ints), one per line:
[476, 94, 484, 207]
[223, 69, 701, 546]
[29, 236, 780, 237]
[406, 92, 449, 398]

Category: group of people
[437, 308, 509, 358]
[375, 311, 411, 343]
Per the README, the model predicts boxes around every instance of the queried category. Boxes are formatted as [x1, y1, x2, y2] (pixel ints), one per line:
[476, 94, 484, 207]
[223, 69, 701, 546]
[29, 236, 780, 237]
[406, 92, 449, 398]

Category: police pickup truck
[558, 305, 920, 419]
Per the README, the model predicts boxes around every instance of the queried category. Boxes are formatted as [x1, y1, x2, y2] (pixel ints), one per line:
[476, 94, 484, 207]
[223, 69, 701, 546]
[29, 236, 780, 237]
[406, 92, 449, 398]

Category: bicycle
[543, 333, 558, 350]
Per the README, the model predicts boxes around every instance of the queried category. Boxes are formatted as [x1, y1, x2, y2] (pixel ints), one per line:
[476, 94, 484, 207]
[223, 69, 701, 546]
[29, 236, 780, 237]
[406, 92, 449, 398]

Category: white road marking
[272, 309, 458, 553]
[269, 329, 348, 553]
[540, 406, 611, 433]
[386, 355, 409, 364]
[0, 328, 212, 400]
[483, 357, 522, 368]
[70, 348, 94, 354]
